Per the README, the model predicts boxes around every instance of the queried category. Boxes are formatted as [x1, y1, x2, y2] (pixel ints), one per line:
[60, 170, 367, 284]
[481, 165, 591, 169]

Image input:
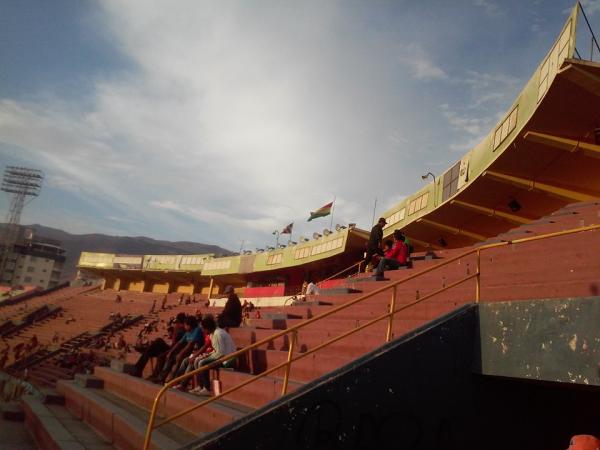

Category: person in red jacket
[375, 230, 408, 279]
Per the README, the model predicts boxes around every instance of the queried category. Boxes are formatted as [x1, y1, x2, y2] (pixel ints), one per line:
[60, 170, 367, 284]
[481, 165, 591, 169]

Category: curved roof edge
[381, 4, 584, 245]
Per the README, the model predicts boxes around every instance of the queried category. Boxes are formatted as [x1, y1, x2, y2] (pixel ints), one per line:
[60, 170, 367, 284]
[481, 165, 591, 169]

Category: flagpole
[329, 196, 336, 230]
[371, 197, 377, 226]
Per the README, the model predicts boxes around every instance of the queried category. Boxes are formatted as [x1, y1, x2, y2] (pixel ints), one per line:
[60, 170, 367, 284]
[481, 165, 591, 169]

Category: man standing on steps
[364, 217, 387, 271]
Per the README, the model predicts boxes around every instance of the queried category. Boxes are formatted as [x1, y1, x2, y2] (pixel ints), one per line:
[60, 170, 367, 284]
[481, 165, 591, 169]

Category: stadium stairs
[6, 201, 600, 449]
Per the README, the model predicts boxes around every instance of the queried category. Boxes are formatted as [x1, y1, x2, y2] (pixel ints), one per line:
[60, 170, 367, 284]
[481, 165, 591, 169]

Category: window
[39, 279, 45, 283]
[493, 106, 518, 151]
[266, 253, 283, 265]
[26, 266, 35, 273]
[538, 20, 572, 101]
[42, 269, 47, 273]
[24, 276, 32, 282]
[294, 247, 311, 259]
[442, 161, 461, 202]
[295, 237, 344, 259]
[384, 208, 406, 229]
[408, 192, 429, 215]
[203, 259, 231, 271]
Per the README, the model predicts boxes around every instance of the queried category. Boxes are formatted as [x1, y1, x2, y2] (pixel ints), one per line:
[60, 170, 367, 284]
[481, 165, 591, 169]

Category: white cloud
[473, 0, 503, 17]
[0, 1, 552, 249]
[397, 43, 447, 80]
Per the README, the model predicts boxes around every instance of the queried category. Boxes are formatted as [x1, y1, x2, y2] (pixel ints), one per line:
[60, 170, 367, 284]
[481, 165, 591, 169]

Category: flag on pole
[307, 202, 333, 221]
[281, 223, 294, 234]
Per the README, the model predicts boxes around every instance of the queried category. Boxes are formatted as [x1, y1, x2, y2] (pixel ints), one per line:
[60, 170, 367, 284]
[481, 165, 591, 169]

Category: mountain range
[5, 224, 233, 282]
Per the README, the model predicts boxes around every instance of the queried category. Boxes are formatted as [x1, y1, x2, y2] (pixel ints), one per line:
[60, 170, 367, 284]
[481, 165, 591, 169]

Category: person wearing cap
[364, 217, 387, 271]
[218, 285, 242, 328]
[132, 312, 186, 379]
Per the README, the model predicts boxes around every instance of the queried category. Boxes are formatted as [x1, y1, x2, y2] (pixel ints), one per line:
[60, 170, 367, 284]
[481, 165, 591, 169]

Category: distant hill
[3, 224, 233, 282]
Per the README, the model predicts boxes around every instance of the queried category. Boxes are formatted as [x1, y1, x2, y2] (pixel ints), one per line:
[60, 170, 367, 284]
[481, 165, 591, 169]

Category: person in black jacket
[363, 217, 387, 270]
[218, 285, 242, 328]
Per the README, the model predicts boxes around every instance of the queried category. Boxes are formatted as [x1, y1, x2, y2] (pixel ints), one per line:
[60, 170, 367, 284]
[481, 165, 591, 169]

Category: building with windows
[1, 238, 66, 289]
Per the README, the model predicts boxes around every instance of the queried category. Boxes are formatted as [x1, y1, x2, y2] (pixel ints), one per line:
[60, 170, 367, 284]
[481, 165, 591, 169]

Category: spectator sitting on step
[374, 230, 409, 280]
[217, 286, 242, 329]
[115, 294, 122, 303]
[242, 300, 255, 312]
[115, 334, 127, 350]
[178, 294, 184, 305]
[305, 280, 320, 297]
[161, 315, 204, 384]
[149, 298, 157, 314]
[188, 314, 237, 395]
[185, 295, 191, 305]
[173, 325, 215, 391]
[161, 294, 167, 310]
[371, 239, 393, 268]
[26, 335, 38, 352]
[132, 312, 187, 379]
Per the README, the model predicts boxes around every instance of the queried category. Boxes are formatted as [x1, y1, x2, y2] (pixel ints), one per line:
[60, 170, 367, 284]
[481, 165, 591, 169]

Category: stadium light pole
[0, 166, 44, 284]
[421, 171, 437, 207]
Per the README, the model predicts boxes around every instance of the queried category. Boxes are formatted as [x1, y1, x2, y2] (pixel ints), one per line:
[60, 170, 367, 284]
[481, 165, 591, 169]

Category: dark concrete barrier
[478, 296, 600, 386]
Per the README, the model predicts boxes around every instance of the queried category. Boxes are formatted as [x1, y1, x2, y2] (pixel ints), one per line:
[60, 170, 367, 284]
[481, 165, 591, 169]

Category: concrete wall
[188, 306, 479, 450]
[185, 299, 600, 450]
[478, 296, 600, 386]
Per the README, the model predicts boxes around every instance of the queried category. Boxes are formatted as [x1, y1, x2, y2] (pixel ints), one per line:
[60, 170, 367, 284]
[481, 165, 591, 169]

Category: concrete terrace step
[92, 366, 252, 435]
[22, 394, 114, 450]
[57, 379, 195, 450]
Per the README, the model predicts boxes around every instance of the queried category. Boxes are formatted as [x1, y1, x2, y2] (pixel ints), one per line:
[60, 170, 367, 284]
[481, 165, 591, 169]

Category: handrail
[143, 223, 599, 449]
[317, 260, 363, 287]
[283, 259, 363, 306]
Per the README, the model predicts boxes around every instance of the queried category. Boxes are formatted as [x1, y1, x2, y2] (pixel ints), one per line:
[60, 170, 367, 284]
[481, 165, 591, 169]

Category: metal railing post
[475, 249, 481, 303]
[386, 286, 397, 342]
[281, 330, 297, 396]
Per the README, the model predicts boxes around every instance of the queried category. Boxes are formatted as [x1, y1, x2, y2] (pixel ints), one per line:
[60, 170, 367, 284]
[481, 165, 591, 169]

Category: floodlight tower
[0, 166, 44, 282]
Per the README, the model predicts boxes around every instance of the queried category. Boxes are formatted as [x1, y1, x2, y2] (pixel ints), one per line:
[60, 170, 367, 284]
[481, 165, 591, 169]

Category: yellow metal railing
[143, 223, 599, 449]
[283, 259, 363, 306]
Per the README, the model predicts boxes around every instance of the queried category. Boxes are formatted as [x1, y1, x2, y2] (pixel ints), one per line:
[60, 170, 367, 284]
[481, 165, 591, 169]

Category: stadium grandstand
[1, 4, 599, 449]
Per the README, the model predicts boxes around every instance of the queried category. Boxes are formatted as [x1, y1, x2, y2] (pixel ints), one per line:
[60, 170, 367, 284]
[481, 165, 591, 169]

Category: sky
[1, 0, 600, 252]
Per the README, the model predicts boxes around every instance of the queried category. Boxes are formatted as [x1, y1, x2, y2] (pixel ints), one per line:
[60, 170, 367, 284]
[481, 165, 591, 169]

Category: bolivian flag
[308, 201, 333, 221]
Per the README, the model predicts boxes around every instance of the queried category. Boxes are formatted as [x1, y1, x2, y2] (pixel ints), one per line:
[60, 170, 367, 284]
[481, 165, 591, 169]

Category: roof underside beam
[406, 236, 444, 250]
[559, 63, 600, 97]
[450, 199, 532, 225]
[416, 218, 487, 241]
[524, 131, 600, 158]
[483, 170, 597, 202]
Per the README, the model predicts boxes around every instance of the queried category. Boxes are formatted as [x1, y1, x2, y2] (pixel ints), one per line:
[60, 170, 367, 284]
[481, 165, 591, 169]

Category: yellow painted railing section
[143, 223, 599, 449]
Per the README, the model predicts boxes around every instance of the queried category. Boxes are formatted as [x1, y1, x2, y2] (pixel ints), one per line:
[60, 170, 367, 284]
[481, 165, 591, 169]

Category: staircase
[9, 201, 600, 449]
